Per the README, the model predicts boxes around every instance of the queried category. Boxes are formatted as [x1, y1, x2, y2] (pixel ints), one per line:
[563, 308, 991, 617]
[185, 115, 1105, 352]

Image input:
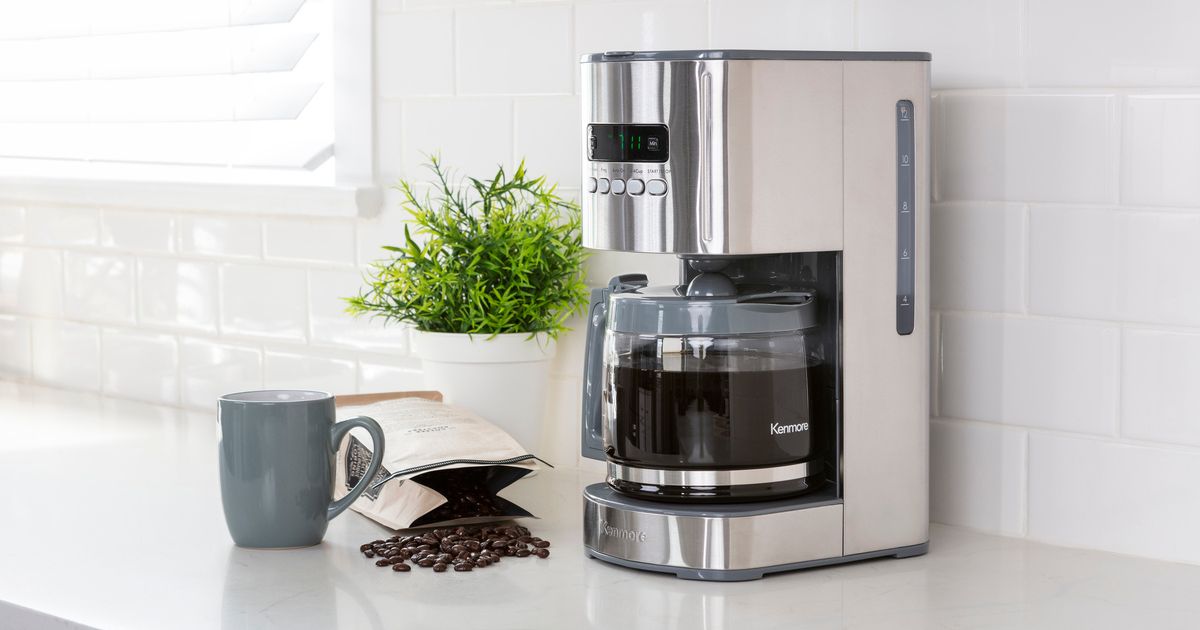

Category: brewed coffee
[604, 351, 828, 501]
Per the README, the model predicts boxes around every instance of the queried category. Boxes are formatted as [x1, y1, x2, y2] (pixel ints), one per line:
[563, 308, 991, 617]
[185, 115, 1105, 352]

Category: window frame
[0, 0, 378, 218]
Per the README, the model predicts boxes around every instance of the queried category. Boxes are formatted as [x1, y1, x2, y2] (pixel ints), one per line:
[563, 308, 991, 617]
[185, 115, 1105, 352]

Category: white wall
[3, 0, 1200, 565]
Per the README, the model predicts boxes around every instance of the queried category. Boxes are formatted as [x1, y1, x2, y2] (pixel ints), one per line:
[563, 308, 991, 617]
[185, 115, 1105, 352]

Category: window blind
[0, 0, 334, 181]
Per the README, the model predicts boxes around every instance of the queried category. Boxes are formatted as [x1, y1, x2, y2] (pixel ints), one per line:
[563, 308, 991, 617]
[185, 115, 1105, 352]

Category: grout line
[934, 415, 1200, 455]
[1021, 428, 1030, 537]
[1021, 202, 1031, 315]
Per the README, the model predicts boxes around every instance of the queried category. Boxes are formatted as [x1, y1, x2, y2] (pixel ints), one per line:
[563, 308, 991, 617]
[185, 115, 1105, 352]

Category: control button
[586, 177, 598, 193]
[646, 179, 667, 196]
[611, 179, 626, 195]
[597, 178, 610, 194]
[626, 178, 645, 195]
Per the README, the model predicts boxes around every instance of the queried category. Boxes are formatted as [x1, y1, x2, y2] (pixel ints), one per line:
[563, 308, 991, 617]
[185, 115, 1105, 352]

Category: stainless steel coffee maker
[579, 50, 931, 580]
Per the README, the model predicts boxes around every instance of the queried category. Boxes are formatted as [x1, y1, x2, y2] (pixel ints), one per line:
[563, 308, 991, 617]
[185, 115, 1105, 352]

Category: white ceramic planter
[409, 330, 556, 452]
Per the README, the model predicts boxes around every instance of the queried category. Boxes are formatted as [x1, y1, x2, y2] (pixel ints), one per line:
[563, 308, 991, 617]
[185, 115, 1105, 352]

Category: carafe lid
[608, 284, 818, 335]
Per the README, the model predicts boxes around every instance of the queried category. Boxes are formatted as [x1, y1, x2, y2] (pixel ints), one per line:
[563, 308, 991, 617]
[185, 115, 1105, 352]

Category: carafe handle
[581, 274, 647, 461]
[581, 287, 608, 461]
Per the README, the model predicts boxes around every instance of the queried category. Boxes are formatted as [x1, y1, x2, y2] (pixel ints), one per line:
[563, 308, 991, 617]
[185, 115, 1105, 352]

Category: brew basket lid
[608, 285, 818, 335]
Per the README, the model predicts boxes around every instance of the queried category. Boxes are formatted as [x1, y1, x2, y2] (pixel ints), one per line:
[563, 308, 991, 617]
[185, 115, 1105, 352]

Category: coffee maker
[579, 50, 931, 580]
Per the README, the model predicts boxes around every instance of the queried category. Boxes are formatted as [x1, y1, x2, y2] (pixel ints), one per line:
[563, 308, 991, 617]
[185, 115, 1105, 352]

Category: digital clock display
[587, 124, 669, 162]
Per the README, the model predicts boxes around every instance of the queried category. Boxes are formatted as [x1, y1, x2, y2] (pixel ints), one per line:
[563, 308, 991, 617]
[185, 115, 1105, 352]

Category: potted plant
[347, 156, 587, 450]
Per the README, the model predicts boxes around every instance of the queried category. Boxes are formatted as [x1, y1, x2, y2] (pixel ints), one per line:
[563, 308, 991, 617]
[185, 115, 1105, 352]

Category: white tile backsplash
[1122, 329, 1200, 448]
[1030, 207, 1200, 327]
[456, 4, 572, 95]
[0, 247, 63, 317]
[858, 0, 1022, 88]
[30, 319, 100, 391]
[936, 94, 1119, 204]
[515, 95, 582, 188]
[264, 351, 357, 393]
[0, 206, 25, 243]
[25, 207, 99, 246]
[179, 338, 262, 408]
[1028, 432, 1200, 565]
[0, 314, 31, 377]
[401, 98, 514, 178]
[1, 0, 1200, 569]
[574, 0, 708, 62]
[137, 258, 218, 332]
[263, 220, 355, 265]
[63, 253, 135, 323]
[1027, 0, 1200, 87]
[309, 269, 409, 351]
[100, 210, 176, 253]
[931, 419, 1027, 536]
[710, 0, 853, 50]
[101, 329, 178, 405]
[931, 202, 1026, 312]
[180, 215, 262, 259]
[219, 263, 308, 341]
[358, 358, 424, 394]
[1123, 96, 1200, 208]
[376, 10, 453, 99]
[940, 314, 1119, 435]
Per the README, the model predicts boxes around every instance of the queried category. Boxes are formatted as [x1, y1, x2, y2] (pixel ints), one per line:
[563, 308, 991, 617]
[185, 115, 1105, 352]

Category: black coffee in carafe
[604, 350, 828, 502]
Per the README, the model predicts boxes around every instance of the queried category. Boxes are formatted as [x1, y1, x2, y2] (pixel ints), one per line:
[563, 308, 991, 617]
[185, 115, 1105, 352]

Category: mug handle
[327, 415, 386, 521]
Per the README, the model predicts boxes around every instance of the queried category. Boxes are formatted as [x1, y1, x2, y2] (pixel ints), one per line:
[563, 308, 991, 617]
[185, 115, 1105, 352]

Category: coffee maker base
[582, 483, 929, 582]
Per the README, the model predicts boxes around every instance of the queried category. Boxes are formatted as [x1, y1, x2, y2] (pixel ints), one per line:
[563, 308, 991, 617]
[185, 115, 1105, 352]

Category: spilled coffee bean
[360, 525, 550, 574]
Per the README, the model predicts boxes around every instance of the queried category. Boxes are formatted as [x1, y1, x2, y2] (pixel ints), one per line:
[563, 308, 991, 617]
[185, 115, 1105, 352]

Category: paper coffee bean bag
[333, 396, 546, 530]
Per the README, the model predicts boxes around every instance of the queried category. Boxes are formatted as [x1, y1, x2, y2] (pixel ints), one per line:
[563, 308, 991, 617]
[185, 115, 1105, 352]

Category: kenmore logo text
[770, 422, 809, 435]
[600, 519, 647, 543]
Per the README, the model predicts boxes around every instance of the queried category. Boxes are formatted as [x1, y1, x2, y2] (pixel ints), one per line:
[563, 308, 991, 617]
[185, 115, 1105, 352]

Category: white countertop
[2, 382, 1200, 630]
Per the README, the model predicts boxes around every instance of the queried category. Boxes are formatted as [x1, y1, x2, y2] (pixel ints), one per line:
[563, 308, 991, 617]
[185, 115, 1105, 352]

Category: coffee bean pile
[360, 524, 550, 573]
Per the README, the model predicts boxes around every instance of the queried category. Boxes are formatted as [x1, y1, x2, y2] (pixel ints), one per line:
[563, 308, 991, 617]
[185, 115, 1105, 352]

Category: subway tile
[219, 264, 307, 341]
[0, 205, 24, 243]
[1028, 432, 1200, 564]
[309, 269, 409, 351]
[101, 329, 178, 405]
[930, 419, 1027, 536]
[376, 10, 453, 99]
[402, 98, 513, 179]
[936, 94, 1118, 204]
[1030, 206, 1200, 327]
[930, 202, 1025, 313]
[264, 351, 357, 393]
[710, 0, 852, 50]
[30, 319, 100, 391]
[0, 247, 63, 316]
[1123, 96, 1200, 208]
[939, 314, 1119, 435]
[1028, 0, 1200, 87]
[358, 358, 424, 394]
[1028, 206, 1116, 321]
[376, 101, 403, 182]
[514, 95, 581, 189]
[457, 4, 572, 95]
[137, 258, 218, 332]
[25, 206, 99, 246]
[858, 0, 1021, 88]
[355, 206, 410, 265]
[100, 210, 176, 253]
[575, 1, 708, 62]
[63, 253, 135, 323]
[0, 314, 31, 377]
[180, 215, 262, 259]
[1122, 329, 1200, 448]
[180, 338, 262, 408]
[263, 219, 355, 265]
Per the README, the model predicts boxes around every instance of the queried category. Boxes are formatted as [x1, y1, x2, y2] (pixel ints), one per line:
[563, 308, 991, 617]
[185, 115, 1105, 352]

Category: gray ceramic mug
[218, 390, 385, 548]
